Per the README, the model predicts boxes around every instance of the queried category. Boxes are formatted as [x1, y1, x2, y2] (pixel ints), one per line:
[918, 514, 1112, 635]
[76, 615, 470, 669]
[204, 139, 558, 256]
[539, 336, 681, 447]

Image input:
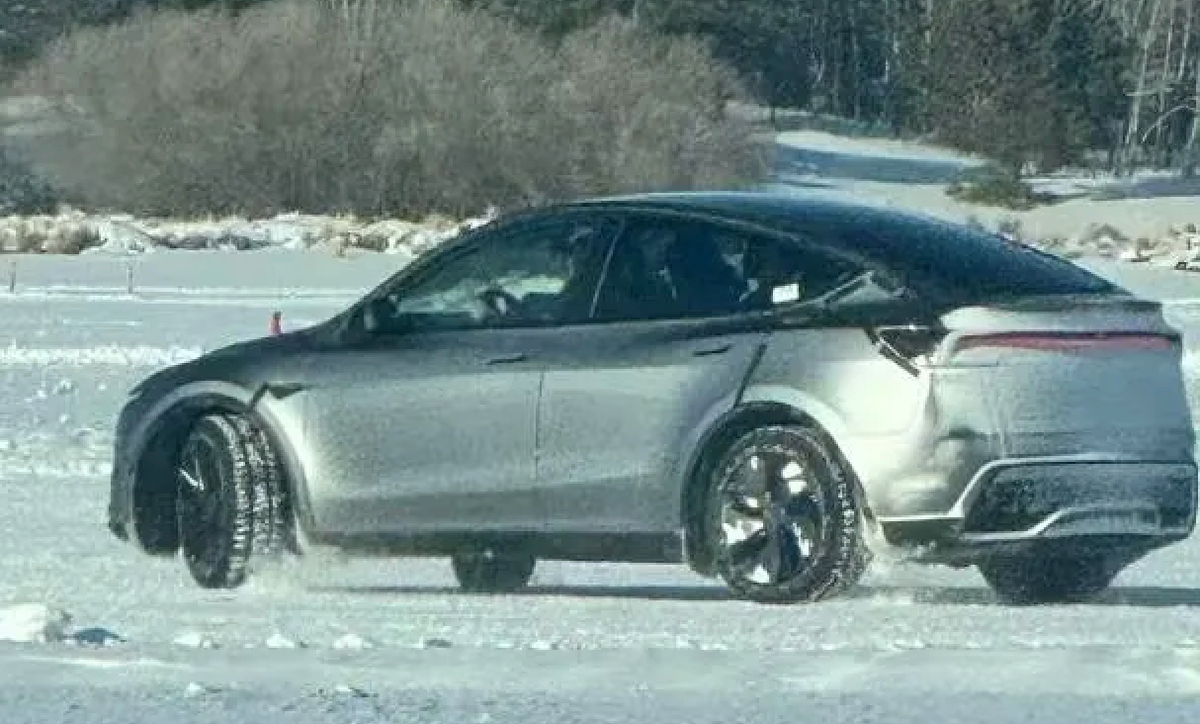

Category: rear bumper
[876, 456, 1198, 562]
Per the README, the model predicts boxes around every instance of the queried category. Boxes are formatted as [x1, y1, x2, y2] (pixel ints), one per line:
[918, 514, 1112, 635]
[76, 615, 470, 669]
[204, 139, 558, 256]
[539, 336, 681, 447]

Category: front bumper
[107, 459, 134, 541]
[876, 456, 1198, 562]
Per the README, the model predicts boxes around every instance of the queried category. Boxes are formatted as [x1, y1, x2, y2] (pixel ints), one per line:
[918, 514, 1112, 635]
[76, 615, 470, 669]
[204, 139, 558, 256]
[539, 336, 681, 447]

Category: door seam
[533, 370, 546, 482]
[734, 337, 771, 405]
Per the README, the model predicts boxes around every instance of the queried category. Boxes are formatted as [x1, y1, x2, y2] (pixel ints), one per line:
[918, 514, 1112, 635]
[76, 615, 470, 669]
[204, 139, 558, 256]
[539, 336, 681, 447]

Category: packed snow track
[2, 252, 1200, 722]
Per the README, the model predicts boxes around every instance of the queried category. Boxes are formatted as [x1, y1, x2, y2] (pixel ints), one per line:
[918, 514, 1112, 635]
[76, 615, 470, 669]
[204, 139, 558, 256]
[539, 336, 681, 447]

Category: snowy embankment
[0, 207, 495, 258]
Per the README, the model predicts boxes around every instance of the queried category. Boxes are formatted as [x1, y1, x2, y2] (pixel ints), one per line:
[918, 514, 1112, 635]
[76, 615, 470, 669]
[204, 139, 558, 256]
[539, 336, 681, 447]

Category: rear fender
[738, 384, 866, 485]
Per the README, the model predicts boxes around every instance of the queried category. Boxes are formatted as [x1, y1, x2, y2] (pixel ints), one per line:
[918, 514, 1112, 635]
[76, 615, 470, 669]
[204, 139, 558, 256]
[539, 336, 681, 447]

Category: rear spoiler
[961, 293, 1161, 314]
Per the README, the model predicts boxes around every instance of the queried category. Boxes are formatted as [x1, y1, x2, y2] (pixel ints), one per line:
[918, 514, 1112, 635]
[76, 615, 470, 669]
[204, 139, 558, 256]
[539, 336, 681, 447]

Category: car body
[108, 191, 1198, 603]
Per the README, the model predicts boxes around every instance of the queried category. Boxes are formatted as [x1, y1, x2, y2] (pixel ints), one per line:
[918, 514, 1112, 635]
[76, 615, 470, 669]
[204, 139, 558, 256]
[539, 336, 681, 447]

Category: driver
[482, 225, 606, 323]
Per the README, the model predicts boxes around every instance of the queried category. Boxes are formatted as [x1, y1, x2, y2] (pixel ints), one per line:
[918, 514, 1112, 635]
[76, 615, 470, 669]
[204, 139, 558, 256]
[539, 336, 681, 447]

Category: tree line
[3, 0, 1199, 177]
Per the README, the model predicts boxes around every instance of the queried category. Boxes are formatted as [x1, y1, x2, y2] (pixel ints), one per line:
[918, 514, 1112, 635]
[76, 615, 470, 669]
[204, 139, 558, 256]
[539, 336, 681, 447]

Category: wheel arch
[679, 387, 870, 577]
[129, 381, 306, 556]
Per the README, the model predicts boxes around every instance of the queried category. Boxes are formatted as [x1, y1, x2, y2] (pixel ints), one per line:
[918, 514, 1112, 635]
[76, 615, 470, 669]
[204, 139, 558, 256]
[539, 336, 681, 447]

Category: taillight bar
[956, 332, 1176, 353]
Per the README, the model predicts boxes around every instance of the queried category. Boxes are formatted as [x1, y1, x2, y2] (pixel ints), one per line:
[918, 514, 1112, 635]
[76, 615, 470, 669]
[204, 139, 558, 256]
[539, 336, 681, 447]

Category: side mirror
[360, 296, 415, 335]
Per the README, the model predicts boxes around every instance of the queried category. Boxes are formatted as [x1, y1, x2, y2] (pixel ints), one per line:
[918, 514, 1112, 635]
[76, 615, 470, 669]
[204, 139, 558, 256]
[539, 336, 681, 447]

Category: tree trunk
[1123, 0, 1164, 173]
[1155, 0, 1175, 165]
[1184, 46, 1200, 176]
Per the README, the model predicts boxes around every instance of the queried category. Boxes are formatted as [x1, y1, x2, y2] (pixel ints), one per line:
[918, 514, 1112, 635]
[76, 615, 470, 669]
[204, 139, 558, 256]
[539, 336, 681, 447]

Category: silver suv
[108, 192, 1198, 604]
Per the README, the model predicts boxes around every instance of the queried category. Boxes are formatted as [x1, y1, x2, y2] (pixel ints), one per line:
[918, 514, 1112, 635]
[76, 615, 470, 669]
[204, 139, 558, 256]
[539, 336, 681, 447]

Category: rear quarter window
[821, 215, 1122, 306]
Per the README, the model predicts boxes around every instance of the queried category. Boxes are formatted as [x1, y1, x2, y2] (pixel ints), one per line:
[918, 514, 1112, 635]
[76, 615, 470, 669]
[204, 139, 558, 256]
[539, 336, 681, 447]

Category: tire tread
[177, 412, 289, 589]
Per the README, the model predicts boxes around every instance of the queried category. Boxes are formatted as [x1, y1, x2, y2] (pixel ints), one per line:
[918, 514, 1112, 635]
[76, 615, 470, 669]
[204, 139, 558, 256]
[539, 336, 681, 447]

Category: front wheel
[705, 425, 868, 604]
[978, 555, 1120, 604]
[176, 413, 287, 589]
[451, 549, 536, 593]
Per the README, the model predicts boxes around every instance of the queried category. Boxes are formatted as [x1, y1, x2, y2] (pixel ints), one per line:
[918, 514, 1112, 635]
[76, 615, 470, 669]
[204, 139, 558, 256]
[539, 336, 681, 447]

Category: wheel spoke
[729, 455, 768, 497]
[178, 435, 229, 551]
[179, 465, 204, 493]
[723, 491, 764, 518]
[785, 490, 820, 522]
[725, 528, 770, 578]
[761, 516, 803, 583]
[758, 453, 785, 497]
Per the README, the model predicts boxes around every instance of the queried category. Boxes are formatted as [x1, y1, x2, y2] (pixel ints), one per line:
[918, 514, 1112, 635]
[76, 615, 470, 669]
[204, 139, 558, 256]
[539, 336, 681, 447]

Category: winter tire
[176, 413, 287, 589]
[235, 417, 289, 559]
[451, 549, 536, 593]
[978, 554, 1118, 604]
[705, 425, 868, 604]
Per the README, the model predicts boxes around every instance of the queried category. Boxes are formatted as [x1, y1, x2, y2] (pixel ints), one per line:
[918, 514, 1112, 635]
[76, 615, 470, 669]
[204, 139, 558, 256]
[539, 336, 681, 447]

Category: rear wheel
[176, 413, 287, 589]
[704, 425, 868, 604]
[979, 555, 1119, 604]
[451, 549, 536, 593]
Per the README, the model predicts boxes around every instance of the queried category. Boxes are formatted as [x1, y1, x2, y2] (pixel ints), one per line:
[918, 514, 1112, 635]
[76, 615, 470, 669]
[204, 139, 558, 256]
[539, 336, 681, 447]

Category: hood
[202, 323, 331, 361]
[144, 322, 332, 392]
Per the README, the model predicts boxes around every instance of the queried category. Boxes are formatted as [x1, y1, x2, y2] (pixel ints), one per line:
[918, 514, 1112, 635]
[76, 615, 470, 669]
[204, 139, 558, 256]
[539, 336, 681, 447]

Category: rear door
[533, 215, 784, 534]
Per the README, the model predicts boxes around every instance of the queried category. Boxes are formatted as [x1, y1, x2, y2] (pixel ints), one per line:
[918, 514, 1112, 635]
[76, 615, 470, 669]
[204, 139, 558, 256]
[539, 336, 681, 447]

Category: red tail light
[956, 332, 1176, 353]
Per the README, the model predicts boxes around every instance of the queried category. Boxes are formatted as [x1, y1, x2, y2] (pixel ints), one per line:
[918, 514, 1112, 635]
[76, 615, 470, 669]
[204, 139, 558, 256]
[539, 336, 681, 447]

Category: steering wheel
[478, 287, 523, 319]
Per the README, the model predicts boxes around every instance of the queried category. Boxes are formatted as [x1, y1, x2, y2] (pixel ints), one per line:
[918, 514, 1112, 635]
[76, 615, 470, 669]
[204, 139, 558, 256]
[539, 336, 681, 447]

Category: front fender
[111, 379, 314, 549]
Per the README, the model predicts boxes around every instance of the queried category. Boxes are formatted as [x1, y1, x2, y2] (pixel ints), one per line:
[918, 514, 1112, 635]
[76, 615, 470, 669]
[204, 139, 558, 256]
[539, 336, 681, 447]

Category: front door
[302, 329, 544, 536]
[301, 213, 620, 536]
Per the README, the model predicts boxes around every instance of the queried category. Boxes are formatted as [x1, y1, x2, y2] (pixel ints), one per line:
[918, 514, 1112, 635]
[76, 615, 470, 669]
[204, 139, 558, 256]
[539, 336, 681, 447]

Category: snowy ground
[768, 129, 1200, 254]
[2, 252, 1200, 722]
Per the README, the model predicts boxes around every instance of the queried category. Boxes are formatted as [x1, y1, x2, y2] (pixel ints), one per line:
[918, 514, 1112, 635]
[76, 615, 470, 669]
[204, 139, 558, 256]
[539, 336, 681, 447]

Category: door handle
[486, 352, 529, 365]
[692, 343, 732, 357]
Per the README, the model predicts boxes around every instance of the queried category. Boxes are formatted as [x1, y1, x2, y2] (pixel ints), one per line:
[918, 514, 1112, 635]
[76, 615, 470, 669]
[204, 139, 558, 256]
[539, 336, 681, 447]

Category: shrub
[14, 0, 765, 218]
[0, 145, 58, 215]
[946, 164, 1044, 210]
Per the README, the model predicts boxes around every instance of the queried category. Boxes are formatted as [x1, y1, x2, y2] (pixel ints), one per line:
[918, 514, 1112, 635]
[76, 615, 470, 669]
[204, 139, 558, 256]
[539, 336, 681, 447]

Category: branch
[1140, 99, 1200, 143]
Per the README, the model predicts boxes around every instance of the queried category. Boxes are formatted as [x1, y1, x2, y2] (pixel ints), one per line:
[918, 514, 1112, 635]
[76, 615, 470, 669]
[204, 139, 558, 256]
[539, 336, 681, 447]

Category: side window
[725, 229, 862, 312]
[592, 219, 863, 322]
[372, 216, 617, 332]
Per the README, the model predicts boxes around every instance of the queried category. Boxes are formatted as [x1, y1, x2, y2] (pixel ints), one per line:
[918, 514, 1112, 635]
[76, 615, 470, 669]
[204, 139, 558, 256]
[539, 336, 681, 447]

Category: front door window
[371, 216, 619, 333]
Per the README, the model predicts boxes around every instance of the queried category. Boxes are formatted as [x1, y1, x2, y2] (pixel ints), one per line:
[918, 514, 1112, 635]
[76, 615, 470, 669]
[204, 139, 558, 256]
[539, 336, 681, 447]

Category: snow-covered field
[1, 125, 1199, 720]
[2, 251, 1200, 722]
